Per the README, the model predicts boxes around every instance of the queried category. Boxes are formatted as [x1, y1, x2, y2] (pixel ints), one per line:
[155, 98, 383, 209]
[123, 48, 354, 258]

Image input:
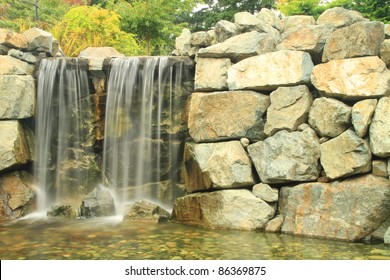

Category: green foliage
[278, 0, 325, 18]
[52, 5, 141, 56]
[106, 0, 201, 55]
[188, 0, 275, 31]
[278, 0, 389, 23]
[0, 0, 81, 31]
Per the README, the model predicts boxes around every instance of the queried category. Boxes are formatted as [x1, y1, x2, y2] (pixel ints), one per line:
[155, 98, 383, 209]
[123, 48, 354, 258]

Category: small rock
[252, 183, 278, 203]
[351, 99, 377, 138]
[8, 49, 37, 64]
[47, 204, 77, 218]
[372, 160, 388, 177]
[265, 216, 284, 232]
[240, 138, 250, 148]
[123, 200, 171, 223]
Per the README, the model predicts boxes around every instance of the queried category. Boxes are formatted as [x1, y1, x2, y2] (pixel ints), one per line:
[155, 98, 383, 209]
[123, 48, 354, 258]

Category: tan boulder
[311, 56, 390, 100]
[0, 55, 34, 75]
[194, 58, 231, 91]
[0, 28, 27, 49]
[380, 39, 390, 66]
[316, 7, 365, 28]
[281, 15, 316, 33]
[351, 99, 377, 138]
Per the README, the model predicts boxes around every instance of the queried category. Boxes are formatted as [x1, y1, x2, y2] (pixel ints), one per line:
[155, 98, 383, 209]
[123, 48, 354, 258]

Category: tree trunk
[145, 33, 150, 56]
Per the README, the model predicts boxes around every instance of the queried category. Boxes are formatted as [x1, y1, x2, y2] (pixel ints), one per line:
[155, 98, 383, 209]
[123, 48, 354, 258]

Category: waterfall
[102, 57, 187, 214]
[35, 58, 96, 212]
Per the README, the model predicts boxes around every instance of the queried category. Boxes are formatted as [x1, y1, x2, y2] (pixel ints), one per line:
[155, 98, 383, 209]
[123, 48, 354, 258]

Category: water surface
[0, 218, 389, 260]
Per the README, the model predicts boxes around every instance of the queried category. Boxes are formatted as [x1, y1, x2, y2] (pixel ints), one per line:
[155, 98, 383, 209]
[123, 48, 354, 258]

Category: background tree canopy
[0, 0, 388, 56]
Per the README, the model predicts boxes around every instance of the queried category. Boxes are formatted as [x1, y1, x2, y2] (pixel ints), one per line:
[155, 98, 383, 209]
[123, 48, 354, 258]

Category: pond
[0, 218, 389, 260]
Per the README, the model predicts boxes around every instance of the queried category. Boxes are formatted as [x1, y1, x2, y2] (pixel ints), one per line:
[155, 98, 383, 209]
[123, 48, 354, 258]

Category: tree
[0, 0, 83, 31]
[278, 0, 389, 23]
[106, 0, 201, 55]
[188, 0, 275, 31]
[51, 5, 141, 56]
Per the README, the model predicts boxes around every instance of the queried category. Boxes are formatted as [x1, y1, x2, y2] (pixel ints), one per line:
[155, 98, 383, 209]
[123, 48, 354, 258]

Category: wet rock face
[172, 189, 276, 230]
[80, 187, 115, 218]
[0, 171, 35, 220]
[279, 175, 390, 242]
[123, 200, 171, 223]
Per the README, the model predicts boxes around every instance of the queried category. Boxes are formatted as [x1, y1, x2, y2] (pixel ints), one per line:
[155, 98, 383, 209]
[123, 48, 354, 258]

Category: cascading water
[102, 57, 190, 215]
[35, 58, 98, 212]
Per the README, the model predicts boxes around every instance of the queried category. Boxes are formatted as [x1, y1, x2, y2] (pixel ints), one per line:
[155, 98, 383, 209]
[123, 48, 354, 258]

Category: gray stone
[257, 8, 282, 30]
[308, 97, 351, 138]
[172, 189, 276, 230]
[372, 160, 388, 177]
[23, 27, 53, 52]
[228, 50, 314, 91]
[214, 20, 238, 43]
[265, 216, 284, 232]
[320, 130, 371, 180]
[264, 85, 313, 136]
[0, 55, 34, 75]
[79, 46, 124, 71]
[0, 171, 34, 220]
[370, 97, 390, 157]
[8, 49, 37, 64]
[80, 187, 115, 217]
[0, 75, 36, 119]
[316, 7, 365, 28]
[175, 28, 193, 56]
[322, 21, 385, 62]
[123, 200, 171, 223]
[194, 58, 231, 91]
[191, 31, 212, 47]
[252, 183, 278, 203]
[311, 56, 390, 101]
[0, 45, 10, 55]
[182, 141, 254, 193]
[0, 121, 31, 171]
[235, 12, 262, 32]
[0, 28, 27, 49]
[188, 91, 269, 142]
[47, 204, 77, 219]
[248, 128, 321, 184]
[279, 175, 390, 241]
[281, 15, 316, 33]
[380, 39, 390, 66]
[197, 31, 277, 62]
[370, 217, 390, 242]
[351, 99, 377, 138]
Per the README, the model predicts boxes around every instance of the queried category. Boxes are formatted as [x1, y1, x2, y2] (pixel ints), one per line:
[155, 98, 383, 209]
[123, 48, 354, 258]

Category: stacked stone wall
[173, 7, 390, 243]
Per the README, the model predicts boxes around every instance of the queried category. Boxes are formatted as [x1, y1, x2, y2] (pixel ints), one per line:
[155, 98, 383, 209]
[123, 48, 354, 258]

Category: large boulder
[191, 31, 212, 47]
[79, 46, 124, 71]
[123, 200, 171, 223]
[351, 99, 377, 138]
[264, 85, 313, 136]
[80, 186, 115, 218]
[0, 55, 34, 75]
[8, 49, 37, 65]
[370, 97, 390, 157]
[247, 127, 321, 184]
[277, 24, 334, 63]
[0, 28, 27, 49]
[23, 27, 54, 52]
[308, 97, 351, 138]
[197, 31, 277, 62]
[257, 8, 282, 30]
[214, 20, 238, 43]
[0, 121, 31, 171]
[182, 141, 254, 193]
[322, 21, 385, 62]
[320, 129, 371, 180]
[234, 12, 262, 32]
[194, 58, 231, 91]
[311, 56, 390, 101]
[0, 75, 35, 119]
[188, 91, 269, 142]
[281, 15, 316, 33]
[228, 50, 314, 91]
[175, 28, 193, 56]
[279, 175, 390, 242]
[316, 7, 365, 28]
[0, 171, 34, 220]
[172, 190, 276, 230]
